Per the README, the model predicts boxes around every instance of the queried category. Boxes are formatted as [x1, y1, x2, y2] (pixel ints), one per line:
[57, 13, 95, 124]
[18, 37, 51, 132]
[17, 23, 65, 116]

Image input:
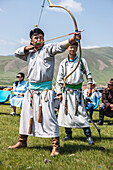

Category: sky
[0, 0, 113, 55]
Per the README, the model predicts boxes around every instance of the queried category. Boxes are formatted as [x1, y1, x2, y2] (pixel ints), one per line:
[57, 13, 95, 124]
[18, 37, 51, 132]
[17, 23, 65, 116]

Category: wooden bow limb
[47, 0, 82, 93]
[62, 101, 68, 113]
[47, 0, 78, 31]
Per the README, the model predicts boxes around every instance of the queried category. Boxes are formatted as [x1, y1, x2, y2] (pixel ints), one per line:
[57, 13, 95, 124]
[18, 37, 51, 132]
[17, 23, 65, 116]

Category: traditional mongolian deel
[56, 56, 92, 128]
[15, 41, 70, 138]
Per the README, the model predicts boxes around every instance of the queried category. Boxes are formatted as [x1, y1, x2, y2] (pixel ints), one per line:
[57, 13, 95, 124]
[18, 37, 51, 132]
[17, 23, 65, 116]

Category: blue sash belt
[29, 81, 52, 91]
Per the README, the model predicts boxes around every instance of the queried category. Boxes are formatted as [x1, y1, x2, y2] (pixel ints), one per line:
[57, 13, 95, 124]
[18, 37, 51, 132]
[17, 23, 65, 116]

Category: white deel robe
[56, 56, 92, 128]
[19, 90, 59, 137]
[14, 40, 70, 138]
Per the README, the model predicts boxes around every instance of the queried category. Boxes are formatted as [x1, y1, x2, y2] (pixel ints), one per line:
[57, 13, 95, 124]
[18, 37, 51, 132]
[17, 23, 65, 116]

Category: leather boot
[50, 137, 60, 156]
[8, 134, 28, 149]
[83, 127, 94, 145]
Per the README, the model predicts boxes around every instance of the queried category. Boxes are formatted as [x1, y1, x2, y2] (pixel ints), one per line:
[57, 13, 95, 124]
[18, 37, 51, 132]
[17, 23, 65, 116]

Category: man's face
[31, 33, 44, 48]
[67, 45, 78, 55]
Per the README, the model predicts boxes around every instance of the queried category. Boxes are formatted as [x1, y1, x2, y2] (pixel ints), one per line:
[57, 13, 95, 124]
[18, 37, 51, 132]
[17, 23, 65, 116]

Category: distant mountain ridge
[0, 47, 113, 86]
[54, 46, 113, 86]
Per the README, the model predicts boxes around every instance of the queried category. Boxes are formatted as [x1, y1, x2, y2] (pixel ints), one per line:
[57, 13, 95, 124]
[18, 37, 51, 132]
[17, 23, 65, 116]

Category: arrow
[35, 30, 84, 45]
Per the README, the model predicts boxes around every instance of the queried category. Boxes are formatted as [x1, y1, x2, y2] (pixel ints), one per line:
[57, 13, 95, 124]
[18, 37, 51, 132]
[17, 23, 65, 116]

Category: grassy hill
[0, 55, 28, 85]
[54, 46, 113, 86]
[0, 46, 113, 86]
[82, 47, 113, 85]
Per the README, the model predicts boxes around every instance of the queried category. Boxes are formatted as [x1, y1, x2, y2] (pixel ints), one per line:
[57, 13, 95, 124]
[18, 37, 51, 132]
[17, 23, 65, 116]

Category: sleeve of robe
[56, 61, 65, 95]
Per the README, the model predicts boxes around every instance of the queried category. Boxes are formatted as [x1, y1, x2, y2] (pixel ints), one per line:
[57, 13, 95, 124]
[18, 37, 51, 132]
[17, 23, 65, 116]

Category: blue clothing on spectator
[87, 103, 95, 119]
[84, 89, 101, 119]
[10, 80, 29, 108]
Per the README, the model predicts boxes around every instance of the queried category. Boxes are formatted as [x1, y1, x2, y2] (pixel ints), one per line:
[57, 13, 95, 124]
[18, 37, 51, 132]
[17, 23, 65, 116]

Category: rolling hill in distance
[0, 47, 113, 87]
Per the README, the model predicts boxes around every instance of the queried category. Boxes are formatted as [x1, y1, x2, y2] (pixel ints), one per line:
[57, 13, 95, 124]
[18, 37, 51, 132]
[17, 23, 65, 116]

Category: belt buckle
[69, 89, 73, 93]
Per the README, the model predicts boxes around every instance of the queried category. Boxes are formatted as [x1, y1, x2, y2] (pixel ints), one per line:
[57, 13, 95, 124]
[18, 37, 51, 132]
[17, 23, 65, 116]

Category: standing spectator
[56, 43, 94, 144]
[10, 72, 28, 116]
[97, 78, 113, 125]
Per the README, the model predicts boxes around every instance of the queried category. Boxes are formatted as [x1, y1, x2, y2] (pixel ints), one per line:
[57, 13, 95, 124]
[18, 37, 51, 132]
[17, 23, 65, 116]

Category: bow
[47, 0, 82, 92]
[47, 0, 101, 140]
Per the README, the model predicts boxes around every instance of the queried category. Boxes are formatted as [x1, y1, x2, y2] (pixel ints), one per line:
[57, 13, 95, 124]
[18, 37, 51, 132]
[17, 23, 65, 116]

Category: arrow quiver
[28, 117, 33, 134]
[28, 92, 33, 134]
[38, 94, 42, 123]
[65, 91, 68, 115]
[38, 104, 42, 123]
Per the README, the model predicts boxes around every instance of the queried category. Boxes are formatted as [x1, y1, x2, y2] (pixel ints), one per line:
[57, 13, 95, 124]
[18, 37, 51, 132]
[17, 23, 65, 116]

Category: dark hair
[30, 28, 44, 39]
[15, 72, 25, 87]
[71, 42, 78, 47]
[15, 81, 19, 87]
[18, 72, 25, 79]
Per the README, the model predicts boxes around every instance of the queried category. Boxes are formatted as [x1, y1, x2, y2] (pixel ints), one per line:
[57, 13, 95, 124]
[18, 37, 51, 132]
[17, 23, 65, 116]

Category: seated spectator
[10, 72, 29, 116]
[84, 80, 101, 122]
[97, 78, 113, 125]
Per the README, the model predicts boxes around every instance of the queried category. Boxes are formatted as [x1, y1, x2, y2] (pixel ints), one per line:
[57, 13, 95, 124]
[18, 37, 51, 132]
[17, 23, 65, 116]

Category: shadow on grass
[103, 120, 113, 125]
[91, 119, 113, 124]
[0, 103, 10, 105]
[72, 136, 101, 142]
[27, 145, 52, 151]
[89, 119, 113, 126]
[60, 144, 113, 155]
[26, 143, 113, 155]
[72, 136, 113, 142]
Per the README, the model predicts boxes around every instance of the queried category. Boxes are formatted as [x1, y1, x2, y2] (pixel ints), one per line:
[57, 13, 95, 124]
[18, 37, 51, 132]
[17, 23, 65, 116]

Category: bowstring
[37, 0, 46, 27]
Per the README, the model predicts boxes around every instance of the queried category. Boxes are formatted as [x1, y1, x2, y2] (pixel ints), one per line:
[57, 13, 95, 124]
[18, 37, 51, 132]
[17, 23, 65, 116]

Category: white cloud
[19, 38, 29, 45]
[0, 40, 7, 44]
[83, 45, 100, 49]
[0, 38, 29, 47]
[0, 40, 15, 45]
[47, 0, 84, 13]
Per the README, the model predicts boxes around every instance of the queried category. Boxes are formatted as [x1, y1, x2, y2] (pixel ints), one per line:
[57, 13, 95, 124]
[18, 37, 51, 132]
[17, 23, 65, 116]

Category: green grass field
[0, 103, 113, 170]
